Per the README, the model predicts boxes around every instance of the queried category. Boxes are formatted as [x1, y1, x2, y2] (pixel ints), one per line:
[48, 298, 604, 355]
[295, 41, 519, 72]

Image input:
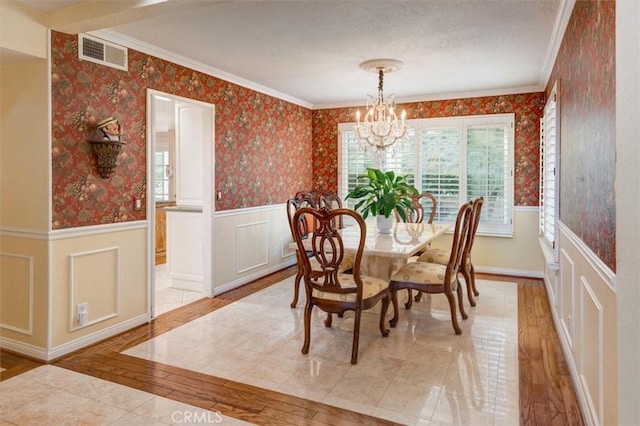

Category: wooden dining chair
[287, 195, 354, 308]
[295, 191, 339, 229]
[416, 197, 484, 306]
[286, 195, 320, 309]
[319, 192, 345, 229]
[292, 207, 390, 364]
[395, 192, 437, 302]
[388, 201, 473, 335]
[396, 192, 437, 224]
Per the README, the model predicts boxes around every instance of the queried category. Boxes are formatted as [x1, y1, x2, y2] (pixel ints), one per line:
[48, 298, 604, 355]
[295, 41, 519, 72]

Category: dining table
[292, 219, 450, 281]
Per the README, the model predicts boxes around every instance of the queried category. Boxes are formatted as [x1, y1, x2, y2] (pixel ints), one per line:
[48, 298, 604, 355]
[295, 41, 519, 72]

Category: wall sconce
[89, 117, 126, 179]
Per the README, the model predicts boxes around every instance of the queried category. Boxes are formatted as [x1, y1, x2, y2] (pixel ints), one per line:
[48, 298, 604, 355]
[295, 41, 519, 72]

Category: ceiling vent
[78, 34, 128, 71]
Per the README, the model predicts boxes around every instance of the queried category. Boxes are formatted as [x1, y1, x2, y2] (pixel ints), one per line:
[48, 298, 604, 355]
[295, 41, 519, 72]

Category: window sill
[538, 236, 559, 270]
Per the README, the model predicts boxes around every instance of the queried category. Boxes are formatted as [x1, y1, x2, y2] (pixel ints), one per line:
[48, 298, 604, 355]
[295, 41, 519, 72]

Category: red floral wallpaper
[311, 93, 545, 206]
[51, 31, 312, 229]
[546, 0, 615, 271]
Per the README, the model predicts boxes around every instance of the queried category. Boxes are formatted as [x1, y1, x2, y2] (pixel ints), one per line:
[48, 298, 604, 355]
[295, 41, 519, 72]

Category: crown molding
[88, 29, 313, 109]
[539, 0, 576, 89]
[313, 84, 545, 110]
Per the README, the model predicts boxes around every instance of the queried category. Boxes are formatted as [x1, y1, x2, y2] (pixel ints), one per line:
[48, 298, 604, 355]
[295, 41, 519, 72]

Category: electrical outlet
[77, 303, 88, 326]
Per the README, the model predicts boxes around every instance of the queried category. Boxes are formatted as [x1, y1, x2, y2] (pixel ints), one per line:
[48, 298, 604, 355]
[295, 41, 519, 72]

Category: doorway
[146, 90, 215, 318]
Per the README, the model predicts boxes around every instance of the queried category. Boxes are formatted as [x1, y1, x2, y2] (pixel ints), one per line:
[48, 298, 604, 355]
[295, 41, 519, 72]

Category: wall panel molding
[0, 227, 48, 239]
[51, 220, 146, 240]
[559, 248, 575, 350]
[550, 224, 617, 426]
[559, 221, 615, 290]
[214, 258, 296, 297]
[579, 275, 604, 426]
[215, 203, 286, 218]
[68, 246, 120, 331]
[236, 221, 269, 274]
[0, 252, 34, 335]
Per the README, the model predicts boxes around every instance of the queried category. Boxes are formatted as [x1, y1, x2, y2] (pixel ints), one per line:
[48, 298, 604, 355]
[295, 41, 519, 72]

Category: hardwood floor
[0, 268, 583, 425]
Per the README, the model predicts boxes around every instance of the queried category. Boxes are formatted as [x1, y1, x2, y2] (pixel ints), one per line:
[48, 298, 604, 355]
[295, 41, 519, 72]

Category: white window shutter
[338, 113, 514, 236]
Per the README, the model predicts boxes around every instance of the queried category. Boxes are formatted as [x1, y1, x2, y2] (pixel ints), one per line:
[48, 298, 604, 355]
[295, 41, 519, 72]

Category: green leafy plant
[345, 168, 419, 220]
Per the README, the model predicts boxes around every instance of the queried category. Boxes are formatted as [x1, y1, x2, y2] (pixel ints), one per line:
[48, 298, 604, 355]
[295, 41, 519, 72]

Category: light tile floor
[124, 276, 520, 425]
[0, 365, 251, 425]
[155, 264, 204, 316]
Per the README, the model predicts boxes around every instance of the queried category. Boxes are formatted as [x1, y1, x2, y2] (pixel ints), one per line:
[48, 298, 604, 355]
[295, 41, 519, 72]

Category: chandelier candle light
[354, 59, 408, 154]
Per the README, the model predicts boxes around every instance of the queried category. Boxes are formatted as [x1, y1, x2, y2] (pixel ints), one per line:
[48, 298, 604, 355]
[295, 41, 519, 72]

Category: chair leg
[414, 291, 423, 302]
[301, 301, 313, 354]
[379, 294, 390, 337]
[462, 268, 476, 307]
[444, 289, 462, 335]
[351, 308, 362, 364]
[470, 263, 480, 296]
[456, 279, 468, 320]
[389, 284, 400, 328]
[404, 289, 414, 310]
[290, 266, 303, 308]
[324, 312, 333, 327]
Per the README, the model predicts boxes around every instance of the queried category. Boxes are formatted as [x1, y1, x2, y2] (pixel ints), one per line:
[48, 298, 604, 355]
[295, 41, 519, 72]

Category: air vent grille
[78, 34, 128, 71]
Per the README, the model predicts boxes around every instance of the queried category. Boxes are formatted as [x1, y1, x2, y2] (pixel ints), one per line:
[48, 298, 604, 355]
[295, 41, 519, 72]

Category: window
[338, 113, 514, 236]
[540, 82, 559, 253]
[154, 151, 171, 201]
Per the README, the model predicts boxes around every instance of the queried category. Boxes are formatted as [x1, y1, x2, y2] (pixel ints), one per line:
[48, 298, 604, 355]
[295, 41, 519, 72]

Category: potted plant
[345, 168, 419, 234]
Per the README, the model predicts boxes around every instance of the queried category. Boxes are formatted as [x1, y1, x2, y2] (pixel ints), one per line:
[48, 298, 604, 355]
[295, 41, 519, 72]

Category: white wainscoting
[236, 220, 269, 273]
[213, 204, 296, 295]
[166, 210, 203, 292]
[559, 248, 575, 351]
[579, 275, 604, 425]
[68, 246, 120, 331]
[543, 222, 616, 426]
[0, 252, 34, 335]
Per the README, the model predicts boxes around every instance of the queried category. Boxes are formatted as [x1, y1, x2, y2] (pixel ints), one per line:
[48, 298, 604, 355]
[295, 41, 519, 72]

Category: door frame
[146, 89, 216, 319]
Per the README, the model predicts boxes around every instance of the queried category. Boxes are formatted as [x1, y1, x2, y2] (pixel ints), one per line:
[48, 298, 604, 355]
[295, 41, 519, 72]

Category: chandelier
[354, 59, 407, 152]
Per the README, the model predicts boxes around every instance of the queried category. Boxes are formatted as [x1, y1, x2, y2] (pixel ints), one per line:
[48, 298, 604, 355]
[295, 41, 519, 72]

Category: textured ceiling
[14, 0, 565, 108]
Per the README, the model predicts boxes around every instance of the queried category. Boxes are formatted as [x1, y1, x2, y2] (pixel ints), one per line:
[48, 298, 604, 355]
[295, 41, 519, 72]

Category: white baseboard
[47, 314, 150, 361]
[0, 338, 49, 360]
[1, 314, 150, 361]
[542, 274, 595, 426]
[213, 258, 297, 296]
[475, 266, 544, 279]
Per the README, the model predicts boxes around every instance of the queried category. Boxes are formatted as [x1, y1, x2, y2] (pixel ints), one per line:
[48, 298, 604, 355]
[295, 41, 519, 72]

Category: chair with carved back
[319, 192, 345, 229]
[286, 195, 319, 309]
[416, 197, 483, 306]
[388, 201, 473, 335]
[287, 193, 354, 308]
[292, 206, 390, 364]
[396, 192, 438, 303]
[395, 192, 437, 224]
